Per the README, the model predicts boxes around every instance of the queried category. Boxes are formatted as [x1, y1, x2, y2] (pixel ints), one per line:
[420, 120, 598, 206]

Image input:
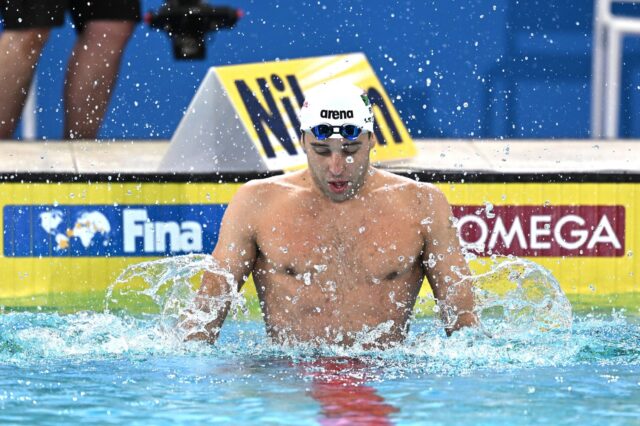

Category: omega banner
[0, 180, 637, 312]
[159, 53, 417, 173]
[455, 205, 625, 257]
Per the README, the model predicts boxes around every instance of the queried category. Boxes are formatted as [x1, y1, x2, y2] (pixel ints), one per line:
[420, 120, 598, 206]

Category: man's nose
[328, 152, 346, 176]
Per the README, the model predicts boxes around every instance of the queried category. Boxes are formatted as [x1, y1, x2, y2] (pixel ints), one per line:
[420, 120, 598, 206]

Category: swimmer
[183, 81, 477, 347]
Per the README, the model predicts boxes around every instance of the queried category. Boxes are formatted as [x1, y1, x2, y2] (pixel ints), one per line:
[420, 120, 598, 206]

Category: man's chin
[323, 185, 357, 202]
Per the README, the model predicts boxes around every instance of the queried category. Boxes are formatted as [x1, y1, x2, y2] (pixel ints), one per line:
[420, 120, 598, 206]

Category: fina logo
[123, 209, 202, 253]
[39, 209, 111, 251]
[320, 109, 354, 120]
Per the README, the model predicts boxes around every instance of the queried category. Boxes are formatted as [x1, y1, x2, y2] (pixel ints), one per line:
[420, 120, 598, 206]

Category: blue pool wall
[3, 0, 640, 140]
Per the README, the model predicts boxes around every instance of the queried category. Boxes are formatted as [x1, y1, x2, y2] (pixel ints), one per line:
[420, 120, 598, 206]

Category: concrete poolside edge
[0, 139, 639, 174]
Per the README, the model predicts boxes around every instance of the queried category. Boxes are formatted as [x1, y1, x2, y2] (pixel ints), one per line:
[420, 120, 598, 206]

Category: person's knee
[0, 29, 51, 53]
[82, 21, 136, 49]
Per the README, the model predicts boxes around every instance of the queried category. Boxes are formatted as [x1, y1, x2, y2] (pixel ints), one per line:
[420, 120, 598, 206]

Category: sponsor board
[0, 180, 638, 313]
[218, 53, 417, 168]
[3, 205, 225, 257]
[454, 205, 625, 257]
[163, 53, 417, 172]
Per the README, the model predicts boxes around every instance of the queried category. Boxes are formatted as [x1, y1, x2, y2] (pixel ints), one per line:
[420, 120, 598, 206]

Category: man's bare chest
[255, 214, 424, 280]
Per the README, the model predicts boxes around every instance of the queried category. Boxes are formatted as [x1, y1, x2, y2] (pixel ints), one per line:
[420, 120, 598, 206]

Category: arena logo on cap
[452, 205, 625, 257]
[320, 109, 354, 120]
[3, 204, 226, 257]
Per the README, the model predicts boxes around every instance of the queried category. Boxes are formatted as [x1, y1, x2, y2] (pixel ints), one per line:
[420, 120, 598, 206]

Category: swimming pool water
[1, 256, 639, 424]
[1, 311, 638, 425]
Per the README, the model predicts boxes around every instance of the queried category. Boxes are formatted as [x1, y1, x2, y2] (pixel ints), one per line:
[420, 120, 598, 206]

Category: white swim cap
[299, 82, 374, 137]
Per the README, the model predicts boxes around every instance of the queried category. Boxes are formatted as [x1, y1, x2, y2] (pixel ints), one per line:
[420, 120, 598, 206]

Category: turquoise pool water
[1, 257, 639, 425]
[1, 311, 638, 425]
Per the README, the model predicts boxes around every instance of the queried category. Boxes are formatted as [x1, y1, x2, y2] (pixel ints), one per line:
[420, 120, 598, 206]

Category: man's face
[302, 130, 375, 202]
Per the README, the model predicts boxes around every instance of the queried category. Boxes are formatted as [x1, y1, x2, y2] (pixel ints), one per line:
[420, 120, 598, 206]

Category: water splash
[105, 253, 248, 342]
[2, 255, 633, 378]
[472, 257, 573, 337]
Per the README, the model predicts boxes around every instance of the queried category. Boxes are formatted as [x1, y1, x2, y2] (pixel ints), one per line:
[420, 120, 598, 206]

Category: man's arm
[182, 183, 259, 343]
[419, 185, 478, 336]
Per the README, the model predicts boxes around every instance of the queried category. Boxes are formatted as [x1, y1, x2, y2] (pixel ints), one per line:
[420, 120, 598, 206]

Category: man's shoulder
[372, 169, 445, 198]
[234, 171, 308, 202]
[369, 170, 451, 220]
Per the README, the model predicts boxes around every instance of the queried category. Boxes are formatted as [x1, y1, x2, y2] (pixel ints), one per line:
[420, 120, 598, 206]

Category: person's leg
[0, 28, 51, 138]
[63, 20, 135, 139]
[0, 0, 65, 138]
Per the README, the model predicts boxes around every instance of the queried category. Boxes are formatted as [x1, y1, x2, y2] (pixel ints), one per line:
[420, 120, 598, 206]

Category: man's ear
[367, 131, 377, 150]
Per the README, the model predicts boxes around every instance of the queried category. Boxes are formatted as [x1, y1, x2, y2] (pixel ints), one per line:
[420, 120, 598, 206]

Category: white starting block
[159, 53, 417, 173]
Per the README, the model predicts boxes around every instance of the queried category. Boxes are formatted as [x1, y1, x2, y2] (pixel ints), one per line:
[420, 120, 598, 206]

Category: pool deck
[0, 139, 639, 174]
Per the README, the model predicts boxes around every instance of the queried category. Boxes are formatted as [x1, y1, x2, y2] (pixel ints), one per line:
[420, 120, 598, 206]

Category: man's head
[299, 82, 375, 202]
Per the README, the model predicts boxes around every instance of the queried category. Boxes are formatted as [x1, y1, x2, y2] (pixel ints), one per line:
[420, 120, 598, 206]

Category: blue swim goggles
[309, 124, 363, 141]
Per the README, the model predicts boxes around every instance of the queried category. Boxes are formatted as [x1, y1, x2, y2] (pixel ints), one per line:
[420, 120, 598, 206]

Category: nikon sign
[160, 53, 417, 172]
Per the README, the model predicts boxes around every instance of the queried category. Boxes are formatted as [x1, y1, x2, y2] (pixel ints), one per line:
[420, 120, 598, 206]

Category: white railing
[21, 76, 37, 140]
[592, 0, 640, 138]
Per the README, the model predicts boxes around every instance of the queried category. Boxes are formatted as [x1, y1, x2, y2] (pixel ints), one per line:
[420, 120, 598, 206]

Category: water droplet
[314, 264, 327, 273]
[325, 280, 337, 292]
[478, 202, 496, 219]
[358, 226, 366, 234]
[346, 156, 354, 164]
[279, 246, 288, 254]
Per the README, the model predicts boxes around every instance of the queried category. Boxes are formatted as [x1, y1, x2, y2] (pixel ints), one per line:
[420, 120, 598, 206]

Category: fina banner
[0, 181, 639, 313]
[3, 204, 225, 257]
[160, 53, 417, 172]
